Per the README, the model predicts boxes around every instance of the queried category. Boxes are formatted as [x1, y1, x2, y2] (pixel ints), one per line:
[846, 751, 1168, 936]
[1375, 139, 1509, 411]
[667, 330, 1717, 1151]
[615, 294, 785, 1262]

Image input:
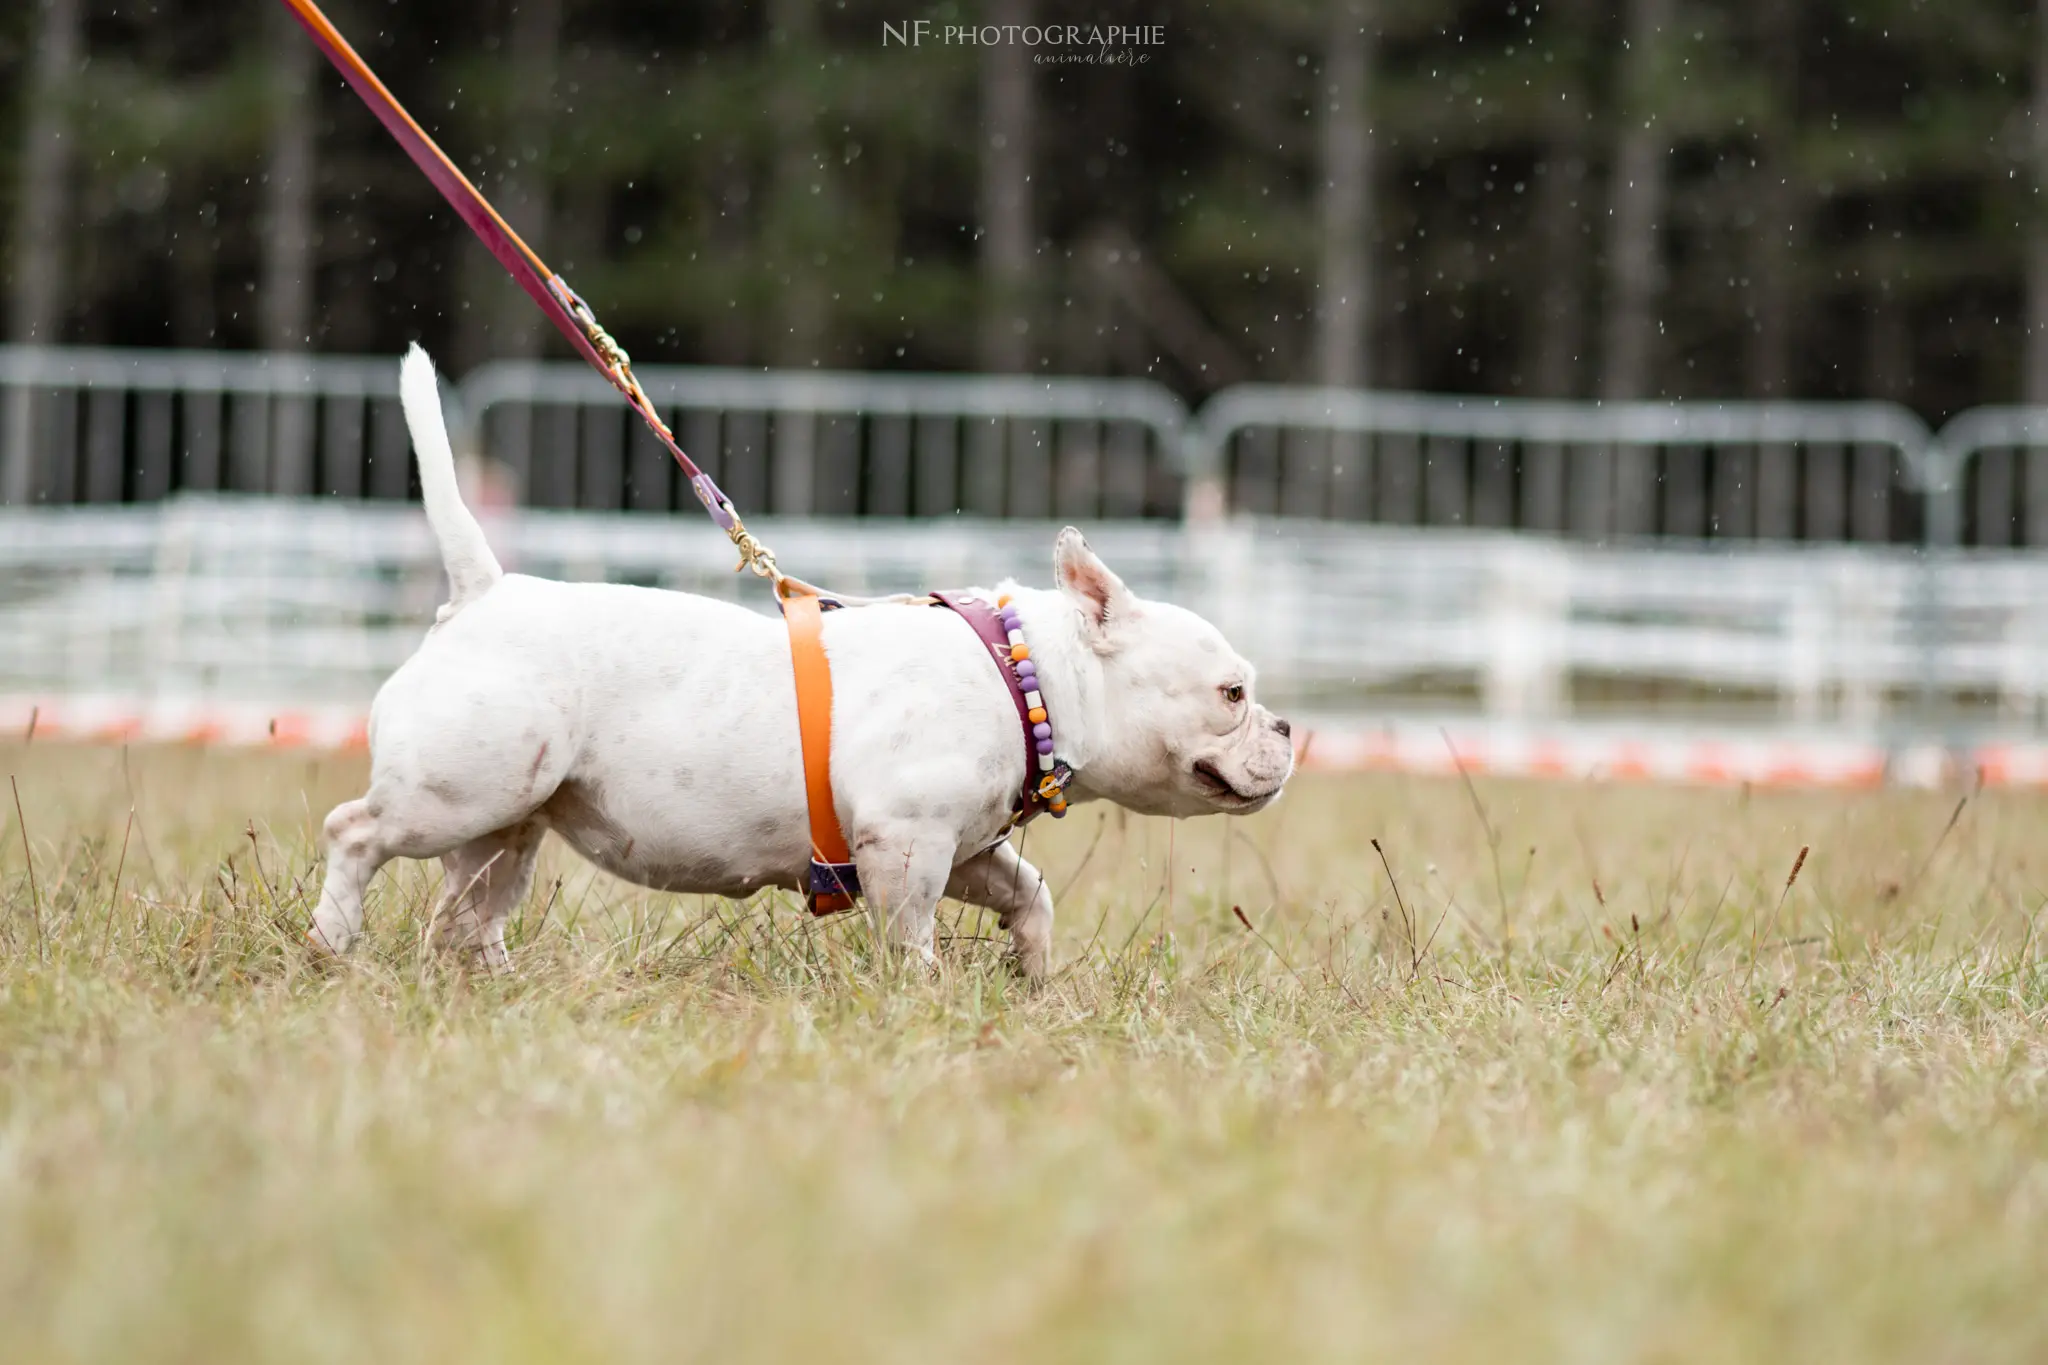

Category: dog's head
[1048, 528, 1294, 818]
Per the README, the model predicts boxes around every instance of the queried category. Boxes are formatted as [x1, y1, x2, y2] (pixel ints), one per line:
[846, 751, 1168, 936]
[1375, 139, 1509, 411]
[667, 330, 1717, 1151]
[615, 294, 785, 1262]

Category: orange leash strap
[780, 586, 860, 915]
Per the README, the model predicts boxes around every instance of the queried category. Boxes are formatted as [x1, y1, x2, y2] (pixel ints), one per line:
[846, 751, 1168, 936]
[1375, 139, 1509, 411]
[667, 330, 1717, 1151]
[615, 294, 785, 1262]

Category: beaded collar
[931, 589, 1074, 830]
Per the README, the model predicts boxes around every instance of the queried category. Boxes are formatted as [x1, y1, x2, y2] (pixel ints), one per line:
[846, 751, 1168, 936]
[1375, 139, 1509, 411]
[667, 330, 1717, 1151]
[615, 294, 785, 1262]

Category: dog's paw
[1010, 944, 1051, 982]
[302, 922, 352, 968]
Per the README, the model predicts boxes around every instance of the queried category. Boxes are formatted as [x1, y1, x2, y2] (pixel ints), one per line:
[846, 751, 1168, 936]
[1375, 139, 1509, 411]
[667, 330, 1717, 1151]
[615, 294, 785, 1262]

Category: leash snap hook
[549, 274, 633, 372]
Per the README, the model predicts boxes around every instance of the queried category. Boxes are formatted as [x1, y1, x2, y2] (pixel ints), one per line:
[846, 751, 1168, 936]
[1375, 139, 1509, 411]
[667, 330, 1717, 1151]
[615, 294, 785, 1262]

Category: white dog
[309, 347, 1294, 976]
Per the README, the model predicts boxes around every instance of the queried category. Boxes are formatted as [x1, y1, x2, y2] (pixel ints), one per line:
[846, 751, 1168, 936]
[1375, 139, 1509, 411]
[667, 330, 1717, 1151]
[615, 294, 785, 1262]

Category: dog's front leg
[945, 840, 1053, 979]
[852, 821, 957, 972]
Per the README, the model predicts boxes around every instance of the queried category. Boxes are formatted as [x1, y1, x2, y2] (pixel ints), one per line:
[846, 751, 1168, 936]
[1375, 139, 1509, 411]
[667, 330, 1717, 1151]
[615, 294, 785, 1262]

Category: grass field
[2, 742, 2047, 1362]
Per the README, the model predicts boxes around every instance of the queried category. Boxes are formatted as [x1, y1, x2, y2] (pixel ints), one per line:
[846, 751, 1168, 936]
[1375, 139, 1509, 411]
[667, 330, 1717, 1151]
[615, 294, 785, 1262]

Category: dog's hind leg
[309, 797, 386, 956]
[309, 693, 571, 957]
[945, 840, 1054, 979]
[427, 819, 545, 969]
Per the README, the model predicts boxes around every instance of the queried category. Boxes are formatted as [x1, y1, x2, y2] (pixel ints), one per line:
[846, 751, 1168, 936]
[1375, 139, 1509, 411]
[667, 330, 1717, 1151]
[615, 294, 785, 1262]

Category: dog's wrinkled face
[1051, 529, 1295, 819]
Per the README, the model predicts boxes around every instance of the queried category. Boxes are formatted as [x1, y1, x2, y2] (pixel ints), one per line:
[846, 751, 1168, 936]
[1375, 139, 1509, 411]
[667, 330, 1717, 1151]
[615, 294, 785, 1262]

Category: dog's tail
[400, 343, 502, 610]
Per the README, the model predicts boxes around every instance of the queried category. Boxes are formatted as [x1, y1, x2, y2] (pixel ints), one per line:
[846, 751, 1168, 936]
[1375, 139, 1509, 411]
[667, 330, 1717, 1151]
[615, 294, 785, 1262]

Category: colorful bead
[985, 597, 1071, 820]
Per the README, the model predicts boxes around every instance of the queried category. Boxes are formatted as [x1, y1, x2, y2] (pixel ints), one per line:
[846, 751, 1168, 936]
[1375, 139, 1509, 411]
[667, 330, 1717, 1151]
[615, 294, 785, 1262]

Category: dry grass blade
[1443, 726, 1512, 959]
[1232, 902, 1366, 1011]
[1898, 794, 1969, 908]
[97, 806, 133, 966]
[10, 774, 42, 961]
[1370, 836, 1417, 972]
[1746, 844, 1811, 993]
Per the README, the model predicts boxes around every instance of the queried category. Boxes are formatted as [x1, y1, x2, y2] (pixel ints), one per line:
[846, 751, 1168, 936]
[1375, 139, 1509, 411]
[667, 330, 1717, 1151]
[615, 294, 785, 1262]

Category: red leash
[276, 0, 792, 584]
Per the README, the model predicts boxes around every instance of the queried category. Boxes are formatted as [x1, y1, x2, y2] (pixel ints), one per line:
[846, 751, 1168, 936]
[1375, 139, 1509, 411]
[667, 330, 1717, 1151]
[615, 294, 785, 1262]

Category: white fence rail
[4, 497, 2046, 744]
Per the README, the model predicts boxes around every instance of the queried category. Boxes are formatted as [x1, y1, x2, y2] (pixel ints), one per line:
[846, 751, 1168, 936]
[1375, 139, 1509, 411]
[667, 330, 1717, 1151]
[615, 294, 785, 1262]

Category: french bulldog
[309, 347, 1294, 976]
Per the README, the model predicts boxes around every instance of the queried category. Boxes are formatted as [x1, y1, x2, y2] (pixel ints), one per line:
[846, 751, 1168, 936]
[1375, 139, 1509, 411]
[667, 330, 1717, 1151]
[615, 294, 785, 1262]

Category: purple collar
[932, 590, 1072, 829]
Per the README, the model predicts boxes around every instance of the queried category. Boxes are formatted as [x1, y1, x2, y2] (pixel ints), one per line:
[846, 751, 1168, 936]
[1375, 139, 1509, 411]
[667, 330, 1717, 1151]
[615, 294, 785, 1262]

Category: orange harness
[780, 583, 1074, 917]
[779, 584, 859, 914]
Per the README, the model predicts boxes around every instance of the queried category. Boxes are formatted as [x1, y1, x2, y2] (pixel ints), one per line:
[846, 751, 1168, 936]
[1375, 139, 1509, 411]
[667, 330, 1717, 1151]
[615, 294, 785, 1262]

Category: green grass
[3, 742, 2048, 1362]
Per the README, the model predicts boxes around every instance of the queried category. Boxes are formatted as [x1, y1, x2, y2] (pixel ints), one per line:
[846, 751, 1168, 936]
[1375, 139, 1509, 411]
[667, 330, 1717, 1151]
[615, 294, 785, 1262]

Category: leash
[276, 0, 801, 588]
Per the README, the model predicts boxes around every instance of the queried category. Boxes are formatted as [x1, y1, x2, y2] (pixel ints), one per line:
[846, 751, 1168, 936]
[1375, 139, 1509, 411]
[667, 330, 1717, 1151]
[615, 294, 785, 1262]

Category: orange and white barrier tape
[0, 695, 368, 751]
[0, 694, 2030, 789]
[1293, 721, 1896, 788]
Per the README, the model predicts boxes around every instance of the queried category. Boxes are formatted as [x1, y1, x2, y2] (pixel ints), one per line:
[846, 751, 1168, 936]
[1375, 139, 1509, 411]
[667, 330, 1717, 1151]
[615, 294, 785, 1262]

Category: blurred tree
[454, 0, 563, 372]
[259, 0, 316, 352]
[766, 0, 828, 370]
[3, 0, 81, 505]
[1599, 0, 1676, 400]
[261, 2, 319, 494]
[1528, 0, 1596, 399]
[978, 0, 1035, 373]
[1745, 0, 1802, 398]
[2028, 0, 2048, 403]
[1314, 0, 1375, 388]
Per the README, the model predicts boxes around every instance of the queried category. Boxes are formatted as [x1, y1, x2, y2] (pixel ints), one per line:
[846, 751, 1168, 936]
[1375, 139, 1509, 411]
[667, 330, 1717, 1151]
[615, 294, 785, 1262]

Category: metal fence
[0, 347, 1192, 521]
[17, 345, 2048, 550]
[1927, 407, 2048, 549]
[460, 361, 1191, 520]
[1191, 386, 1932, 544]
[0, 346, 410, 505]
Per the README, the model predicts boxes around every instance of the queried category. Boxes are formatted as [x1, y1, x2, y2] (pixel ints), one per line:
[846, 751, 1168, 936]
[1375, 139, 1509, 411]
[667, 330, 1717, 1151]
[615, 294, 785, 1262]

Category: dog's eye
[1222, 684, 1244, 705]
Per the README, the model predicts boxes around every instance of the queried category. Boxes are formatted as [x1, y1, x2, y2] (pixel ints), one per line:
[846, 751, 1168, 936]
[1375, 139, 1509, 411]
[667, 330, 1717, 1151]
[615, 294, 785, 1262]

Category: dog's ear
[1054, 526, 1131, 644]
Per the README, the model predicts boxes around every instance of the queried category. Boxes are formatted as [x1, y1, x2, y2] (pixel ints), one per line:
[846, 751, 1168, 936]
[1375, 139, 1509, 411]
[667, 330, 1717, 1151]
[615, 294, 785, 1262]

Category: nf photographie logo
[882, 20, 1165, 65]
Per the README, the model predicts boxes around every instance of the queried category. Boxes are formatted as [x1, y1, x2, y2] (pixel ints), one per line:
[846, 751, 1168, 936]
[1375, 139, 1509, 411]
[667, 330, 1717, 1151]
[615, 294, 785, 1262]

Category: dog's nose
[1272, 716, 1291, 739]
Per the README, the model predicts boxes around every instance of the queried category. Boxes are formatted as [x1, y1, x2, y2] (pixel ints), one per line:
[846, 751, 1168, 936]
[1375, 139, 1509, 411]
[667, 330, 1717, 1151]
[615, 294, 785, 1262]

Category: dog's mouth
[1192, 758, 1260, 806]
